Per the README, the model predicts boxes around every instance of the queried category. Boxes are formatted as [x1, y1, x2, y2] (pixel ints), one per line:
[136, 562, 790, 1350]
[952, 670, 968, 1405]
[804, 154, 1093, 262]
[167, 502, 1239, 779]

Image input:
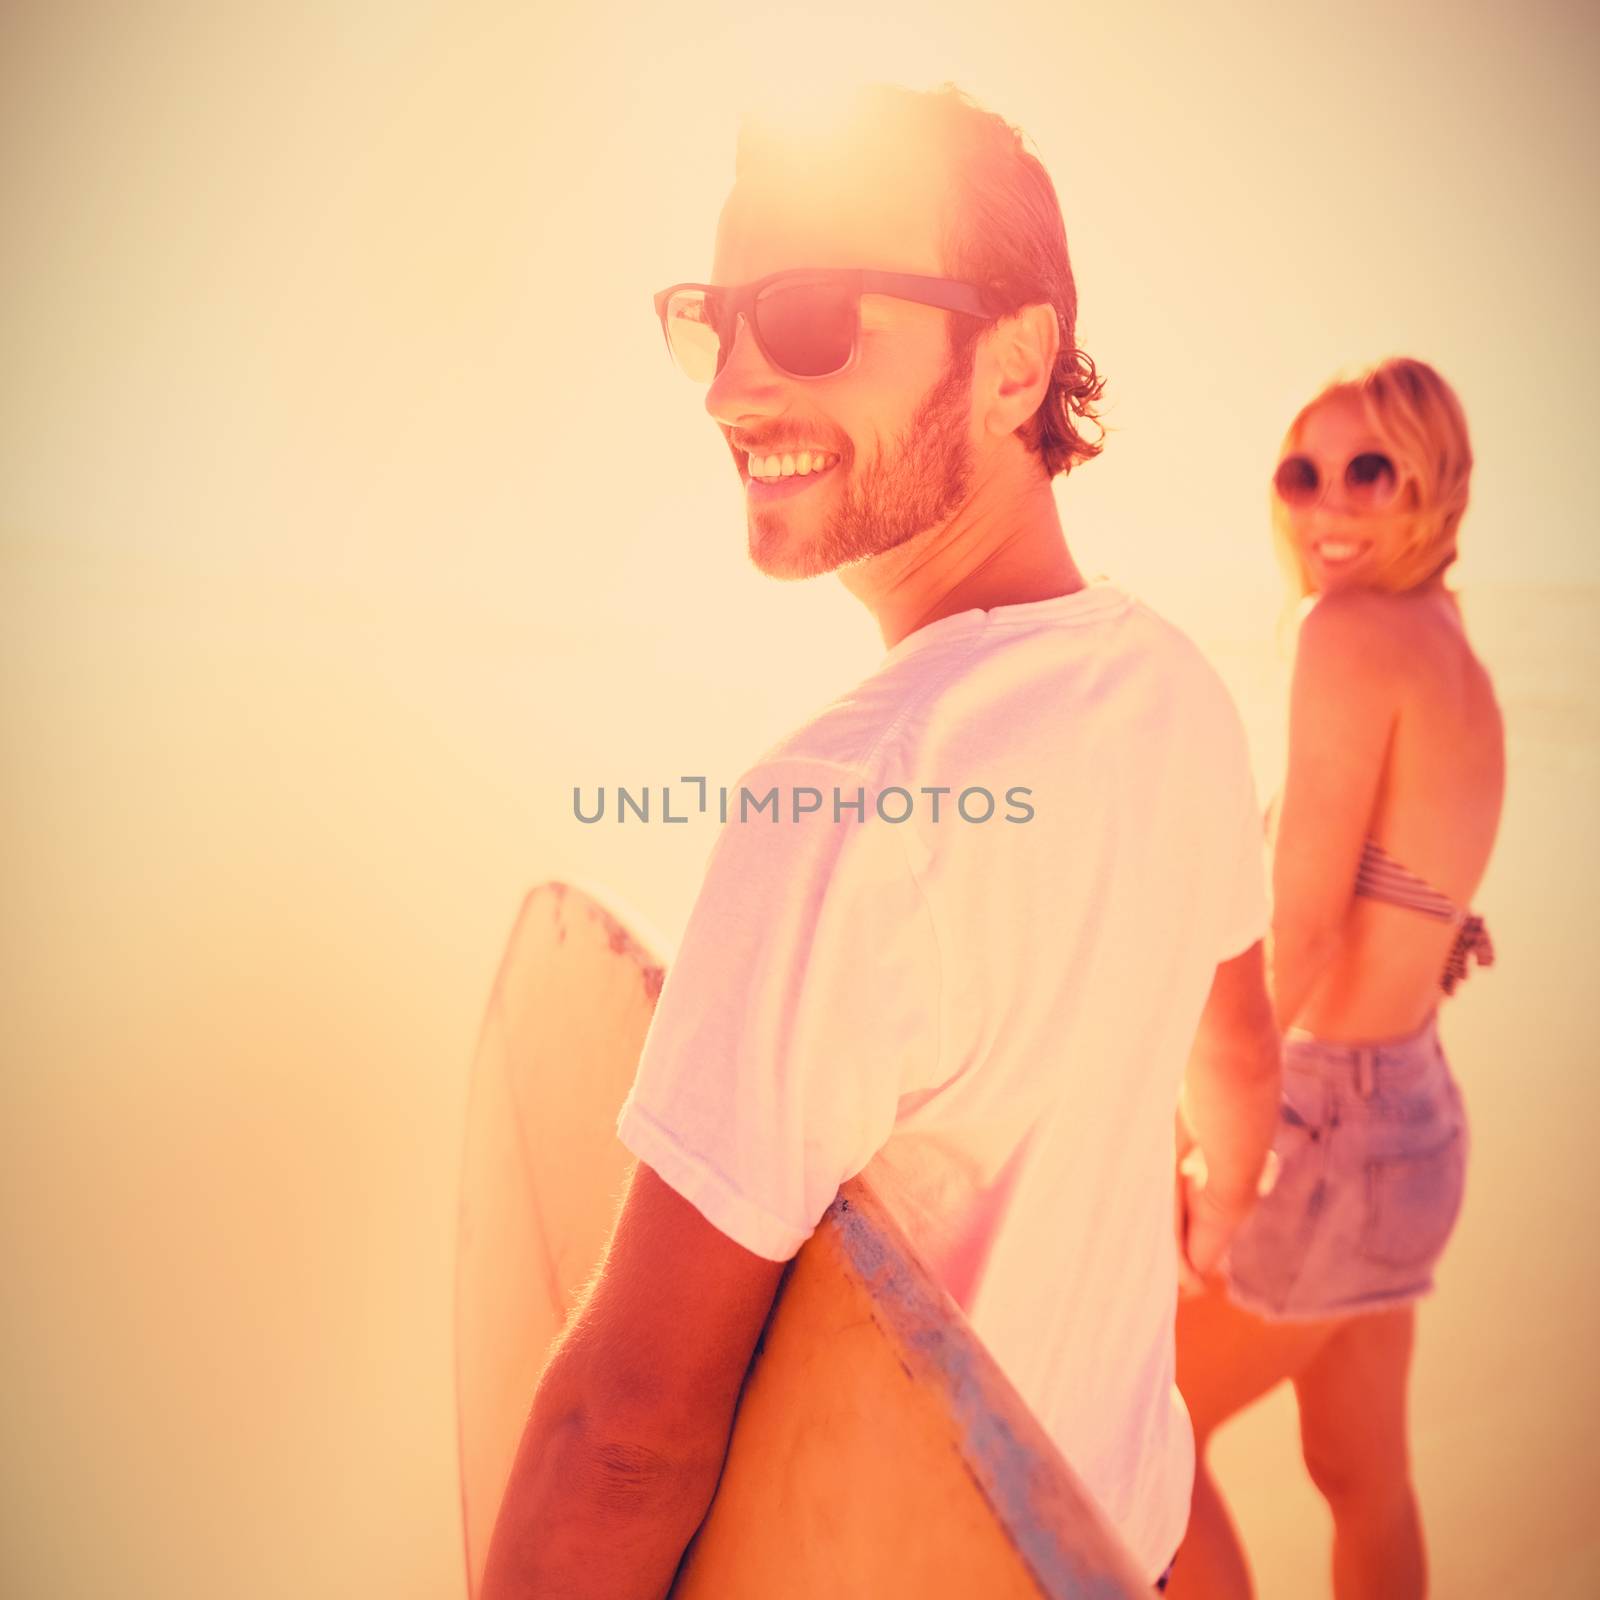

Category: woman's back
[1289, 584, 1505, 1039]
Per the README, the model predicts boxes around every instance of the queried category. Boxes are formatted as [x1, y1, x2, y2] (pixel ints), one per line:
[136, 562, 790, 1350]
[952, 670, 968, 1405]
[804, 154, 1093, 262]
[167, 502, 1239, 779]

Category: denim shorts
[1224, 1011, 1469, 1320]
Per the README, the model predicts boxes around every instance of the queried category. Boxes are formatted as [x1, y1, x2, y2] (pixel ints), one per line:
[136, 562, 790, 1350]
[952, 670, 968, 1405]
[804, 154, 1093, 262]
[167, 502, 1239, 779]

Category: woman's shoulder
[1296, 586, 1468, 668]
[1295, 587, 1406, 669]
[1296, 589, 1498, 741]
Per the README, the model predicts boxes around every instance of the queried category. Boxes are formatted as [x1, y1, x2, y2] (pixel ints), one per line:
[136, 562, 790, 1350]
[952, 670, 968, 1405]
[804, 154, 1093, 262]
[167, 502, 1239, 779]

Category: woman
[1171, 358, 1503, 1599]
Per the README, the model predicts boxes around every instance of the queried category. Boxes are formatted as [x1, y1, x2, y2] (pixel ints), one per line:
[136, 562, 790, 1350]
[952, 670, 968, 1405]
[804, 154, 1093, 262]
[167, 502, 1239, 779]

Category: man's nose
[705, 312, 784, 428]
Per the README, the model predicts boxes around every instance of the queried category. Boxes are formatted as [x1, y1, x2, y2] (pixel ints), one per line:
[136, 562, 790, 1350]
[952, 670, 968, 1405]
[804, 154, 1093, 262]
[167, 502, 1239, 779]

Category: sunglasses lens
[662, 289, 727, 383]
[1346, 450, 1398, 507]
[755, 278, 858, 377]
[1273, 455, 1319, 507]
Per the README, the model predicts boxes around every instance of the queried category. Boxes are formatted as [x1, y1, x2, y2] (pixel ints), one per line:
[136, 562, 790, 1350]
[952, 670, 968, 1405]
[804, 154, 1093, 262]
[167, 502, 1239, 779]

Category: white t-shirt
[616, 580, 1267, 1580]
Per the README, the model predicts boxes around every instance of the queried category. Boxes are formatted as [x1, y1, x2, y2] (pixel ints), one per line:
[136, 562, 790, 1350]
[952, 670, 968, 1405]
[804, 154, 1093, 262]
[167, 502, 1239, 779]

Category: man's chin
[748, 521, 839, 582]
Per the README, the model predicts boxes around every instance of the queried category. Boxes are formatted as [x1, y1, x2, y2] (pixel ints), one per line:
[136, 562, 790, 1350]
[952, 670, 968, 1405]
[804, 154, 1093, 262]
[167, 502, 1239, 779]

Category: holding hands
[1174, 1111, 1278, 1296]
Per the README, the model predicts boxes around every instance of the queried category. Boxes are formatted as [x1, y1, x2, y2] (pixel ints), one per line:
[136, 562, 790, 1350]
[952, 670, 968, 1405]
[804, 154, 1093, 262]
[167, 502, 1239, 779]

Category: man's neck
[842, 448, 1086, 652]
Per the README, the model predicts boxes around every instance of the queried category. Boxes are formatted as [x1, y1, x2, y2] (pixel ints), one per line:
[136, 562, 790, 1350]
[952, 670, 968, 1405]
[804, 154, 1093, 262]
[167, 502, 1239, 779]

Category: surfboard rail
[669, 1174, 1153, 1597]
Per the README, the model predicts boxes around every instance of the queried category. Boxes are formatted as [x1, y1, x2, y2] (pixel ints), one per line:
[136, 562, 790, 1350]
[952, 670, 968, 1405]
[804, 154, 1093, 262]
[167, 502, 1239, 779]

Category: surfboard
[454, 881, 661, 1595]
[454, 880, 1150, 1598]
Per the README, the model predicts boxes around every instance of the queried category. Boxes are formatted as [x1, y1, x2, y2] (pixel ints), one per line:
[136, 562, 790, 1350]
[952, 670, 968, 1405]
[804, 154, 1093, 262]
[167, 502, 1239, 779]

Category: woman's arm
[1269, 593, 1399, 1030]
[1177, 939, 1282, 1286]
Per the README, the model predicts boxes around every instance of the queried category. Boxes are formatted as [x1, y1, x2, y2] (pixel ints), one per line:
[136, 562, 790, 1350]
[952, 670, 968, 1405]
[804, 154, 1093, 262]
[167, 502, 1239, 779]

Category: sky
[1, 4, 1596, 1597]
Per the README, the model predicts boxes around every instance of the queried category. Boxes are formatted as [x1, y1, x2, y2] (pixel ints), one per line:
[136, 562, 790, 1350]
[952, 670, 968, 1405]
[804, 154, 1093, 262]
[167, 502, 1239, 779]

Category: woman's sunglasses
[1272, 449, 1403, 511]
[653, 268, 996, 383]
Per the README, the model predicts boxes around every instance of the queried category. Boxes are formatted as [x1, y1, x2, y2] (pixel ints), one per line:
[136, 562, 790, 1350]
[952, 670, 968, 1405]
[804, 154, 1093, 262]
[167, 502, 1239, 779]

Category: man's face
[702, 163, 983, 580]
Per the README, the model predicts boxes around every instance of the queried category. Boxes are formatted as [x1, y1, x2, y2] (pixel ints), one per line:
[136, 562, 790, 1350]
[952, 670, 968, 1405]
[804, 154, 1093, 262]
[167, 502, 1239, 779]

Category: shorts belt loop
[1356, 1046, 1377, 1100]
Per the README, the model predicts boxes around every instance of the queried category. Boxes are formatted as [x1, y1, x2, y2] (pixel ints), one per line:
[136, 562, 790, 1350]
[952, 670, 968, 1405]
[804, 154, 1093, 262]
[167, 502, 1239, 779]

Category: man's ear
[982, 302, 1060, 440]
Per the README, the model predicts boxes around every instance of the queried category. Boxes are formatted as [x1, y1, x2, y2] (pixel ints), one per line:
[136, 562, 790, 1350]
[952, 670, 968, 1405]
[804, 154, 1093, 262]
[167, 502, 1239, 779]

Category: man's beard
[749, 335, 978, 581]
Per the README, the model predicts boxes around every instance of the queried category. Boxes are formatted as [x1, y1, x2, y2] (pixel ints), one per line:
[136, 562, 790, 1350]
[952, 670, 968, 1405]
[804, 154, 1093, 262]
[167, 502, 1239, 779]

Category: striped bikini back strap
[1353, 837, 1461, 922]
[1443, 914, 1495, 995]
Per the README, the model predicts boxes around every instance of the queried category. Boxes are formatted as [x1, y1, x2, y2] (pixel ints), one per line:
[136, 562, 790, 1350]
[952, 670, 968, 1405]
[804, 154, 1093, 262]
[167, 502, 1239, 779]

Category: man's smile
[742, 448, 843, 501]
[745, 448, 841, 480]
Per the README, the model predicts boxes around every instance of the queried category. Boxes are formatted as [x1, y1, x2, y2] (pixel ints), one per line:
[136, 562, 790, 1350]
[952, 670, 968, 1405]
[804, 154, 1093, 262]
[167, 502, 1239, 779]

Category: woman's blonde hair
[1270, 356, 1474, 597]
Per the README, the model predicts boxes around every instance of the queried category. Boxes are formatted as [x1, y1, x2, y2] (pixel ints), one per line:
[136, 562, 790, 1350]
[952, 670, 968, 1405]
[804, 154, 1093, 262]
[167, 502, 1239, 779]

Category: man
[483, 83, 1281, 1598]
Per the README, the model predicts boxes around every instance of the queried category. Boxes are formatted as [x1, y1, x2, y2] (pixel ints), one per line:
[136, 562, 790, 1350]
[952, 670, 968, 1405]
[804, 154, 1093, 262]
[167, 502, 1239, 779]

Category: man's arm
[481, 1161, 787, 1600]
[1176, 938, 1281, 1286]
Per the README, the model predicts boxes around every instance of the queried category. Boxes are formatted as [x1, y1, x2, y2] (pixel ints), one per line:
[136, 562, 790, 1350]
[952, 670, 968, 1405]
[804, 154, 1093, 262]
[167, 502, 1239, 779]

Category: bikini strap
[1442, 914, 1495, 996]
[1353, 837, 1460, 922]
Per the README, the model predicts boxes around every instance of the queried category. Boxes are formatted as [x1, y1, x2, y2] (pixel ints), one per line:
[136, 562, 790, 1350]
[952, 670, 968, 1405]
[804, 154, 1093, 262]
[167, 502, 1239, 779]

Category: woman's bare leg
[1170, 1286, 1344, 1599]
[1293, 1305, 1424, 1599]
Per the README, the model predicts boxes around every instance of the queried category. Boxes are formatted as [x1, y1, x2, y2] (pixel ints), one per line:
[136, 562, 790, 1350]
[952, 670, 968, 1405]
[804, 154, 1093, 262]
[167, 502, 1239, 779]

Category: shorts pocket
[1359, 1125, 1466, 1272]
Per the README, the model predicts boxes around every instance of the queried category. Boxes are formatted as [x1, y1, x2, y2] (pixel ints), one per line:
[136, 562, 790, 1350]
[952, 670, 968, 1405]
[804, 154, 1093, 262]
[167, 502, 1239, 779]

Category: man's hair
[1271, 357, 1474, 597]
[734, 82, 1105, 480]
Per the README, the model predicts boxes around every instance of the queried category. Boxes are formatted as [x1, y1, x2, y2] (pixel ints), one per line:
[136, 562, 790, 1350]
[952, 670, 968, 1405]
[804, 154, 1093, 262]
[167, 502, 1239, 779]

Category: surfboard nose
[454, 882, 664, 1599]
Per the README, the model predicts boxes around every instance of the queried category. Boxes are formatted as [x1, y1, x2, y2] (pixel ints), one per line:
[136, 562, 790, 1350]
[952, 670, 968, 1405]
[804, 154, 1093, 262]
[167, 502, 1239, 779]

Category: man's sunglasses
[1272, 449, 1403, 511]
[652, 268, 996, 383]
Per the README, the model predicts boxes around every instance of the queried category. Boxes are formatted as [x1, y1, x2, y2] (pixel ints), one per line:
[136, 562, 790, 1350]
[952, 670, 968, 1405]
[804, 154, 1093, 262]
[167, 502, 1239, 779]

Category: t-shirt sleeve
[1214, 698, 1272, 962]
[615, 758, 942, 1261]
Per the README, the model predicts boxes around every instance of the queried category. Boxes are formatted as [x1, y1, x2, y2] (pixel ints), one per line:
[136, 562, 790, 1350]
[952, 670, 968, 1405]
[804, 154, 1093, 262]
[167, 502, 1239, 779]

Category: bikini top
[1353, 837, 1494, 996]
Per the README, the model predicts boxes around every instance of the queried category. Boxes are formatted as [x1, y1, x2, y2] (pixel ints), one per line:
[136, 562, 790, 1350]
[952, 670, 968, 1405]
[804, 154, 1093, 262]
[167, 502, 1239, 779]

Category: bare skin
[1171, 388, 1505, 1600]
